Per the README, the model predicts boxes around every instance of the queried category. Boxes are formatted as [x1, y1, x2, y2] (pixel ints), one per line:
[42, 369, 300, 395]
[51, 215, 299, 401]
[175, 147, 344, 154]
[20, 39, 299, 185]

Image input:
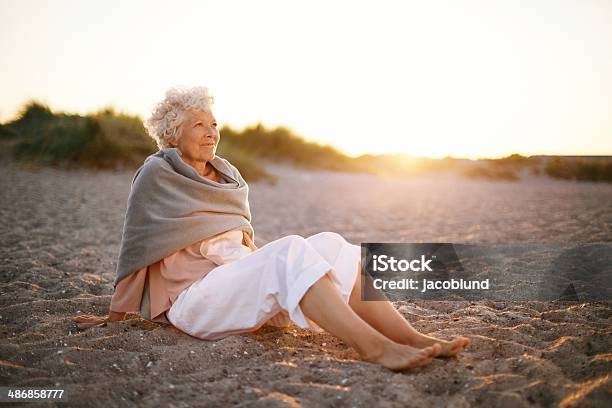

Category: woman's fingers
[72, 315, 107, 329]
[72, 315, 103, 323]
[72, 314, 96, 322]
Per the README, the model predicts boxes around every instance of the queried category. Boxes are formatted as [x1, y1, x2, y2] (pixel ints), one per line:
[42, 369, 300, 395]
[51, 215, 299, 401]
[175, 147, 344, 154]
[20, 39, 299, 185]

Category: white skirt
[167, 232, 361, 340]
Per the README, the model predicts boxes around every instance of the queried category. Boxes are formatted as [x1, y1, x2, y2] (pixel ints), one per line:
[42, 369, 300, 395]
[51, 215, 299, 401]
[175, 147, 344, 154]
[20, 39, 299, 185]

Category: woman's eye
[212, 122, 218, 128]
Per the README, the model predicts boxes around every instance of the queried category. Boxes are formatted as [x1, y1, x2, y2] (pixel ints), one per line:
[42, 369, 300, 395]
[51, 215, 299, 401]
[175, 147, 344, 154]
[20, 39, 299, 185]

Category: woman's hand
[243, 231, 258, 251]
[72, 311, 126, 329]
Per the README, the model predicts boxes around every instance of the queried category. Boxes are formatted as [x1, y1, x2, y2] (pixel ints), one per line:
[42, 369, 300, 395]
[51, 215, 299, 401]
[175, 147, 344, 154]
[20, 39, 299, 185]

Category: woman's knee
[306, 231, 346, 245]
[278, 234, 307, 248]
[305, 231, 347, 255]
[272, 234, 311, 259]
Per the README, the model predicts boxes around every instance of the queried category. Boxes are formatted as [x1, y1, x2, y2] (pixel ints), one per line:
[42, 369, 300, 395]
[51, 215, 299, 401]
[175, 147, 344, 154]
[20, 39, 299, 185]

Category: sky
[1, 0, 611, 159]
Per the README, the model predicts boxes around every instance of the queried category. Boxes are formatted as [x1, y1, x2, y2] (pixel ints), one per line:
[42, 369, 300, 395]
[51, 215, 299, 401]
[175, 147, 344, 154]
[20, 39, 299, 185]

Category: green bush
[0, 124, 18, 139]
[219, 123, 361, 172]
[0, 102, 275, 180]
[545, 157, 612, 182]
[3, 102, 378, 179]
[463, 165, 519, 181]
[14, 114, 97, 165]
[9, 101, 607, 184]
[216, 142, 277, 184]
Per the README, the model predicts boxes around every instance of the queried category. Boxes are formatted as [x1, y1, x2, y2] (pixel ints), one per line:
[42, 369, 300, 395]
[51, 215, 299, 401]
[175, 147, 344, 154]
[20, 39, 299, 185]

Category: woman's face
[172, 109, 219, 163]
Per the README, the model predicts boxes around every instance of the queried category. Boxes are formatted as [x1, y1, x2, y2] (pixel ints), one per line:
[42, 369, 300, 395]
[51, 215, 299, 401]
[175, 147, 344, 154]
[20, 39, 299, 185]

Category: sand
[1, 157, 611, 407]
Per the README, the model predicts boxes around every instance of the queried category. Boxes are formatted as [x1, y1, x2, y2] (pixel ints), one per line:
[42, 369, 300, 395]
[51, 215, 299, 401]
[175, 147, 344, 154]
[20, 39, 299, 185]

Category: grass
[218, 124, 362, 173]
[1, 102, 273, 181]
[545, 157, 612, 182]
[463, 165, 519, 181]
[2, 101, 610, 183]
[462, 154, 612, 183]
[0, 102, 363, 182]
[3, 102, 157, 169]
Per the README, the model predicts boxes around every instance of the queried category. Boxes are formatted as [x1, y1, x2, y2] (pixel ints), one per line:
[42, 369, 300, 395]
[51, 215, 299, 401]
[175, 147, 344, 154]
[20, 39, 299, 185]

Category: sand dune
[1, 158, 610, 407]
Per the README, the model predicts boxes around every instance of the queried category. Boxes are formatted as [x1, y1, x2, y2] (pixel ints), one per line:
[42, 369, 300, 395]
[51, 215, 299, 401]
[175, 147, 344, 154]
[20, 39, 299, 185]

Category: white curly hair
[144, 86, 215, 148]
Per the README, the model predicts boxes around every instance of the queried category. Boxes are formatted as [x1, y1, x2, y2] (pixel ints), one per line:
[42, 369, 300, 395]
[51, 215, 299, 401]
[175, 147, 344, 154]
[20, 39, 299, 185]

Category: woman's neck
[183, 158, 217, 180]
[186, 159, 206, 176]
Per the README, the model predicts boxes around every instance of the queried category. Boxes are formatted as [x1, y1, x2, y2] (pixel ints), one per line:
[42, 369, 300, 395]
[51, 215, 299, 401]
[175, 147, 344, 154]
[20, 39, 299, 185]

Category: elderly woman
[74, 87, 469, 371]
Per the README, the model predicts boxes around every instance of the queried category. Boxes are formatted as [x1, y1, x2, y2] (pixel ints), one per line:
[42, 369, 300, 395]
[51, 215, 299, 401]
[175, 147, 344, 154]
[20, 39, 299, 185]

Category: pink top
[110, 229, 257, 322]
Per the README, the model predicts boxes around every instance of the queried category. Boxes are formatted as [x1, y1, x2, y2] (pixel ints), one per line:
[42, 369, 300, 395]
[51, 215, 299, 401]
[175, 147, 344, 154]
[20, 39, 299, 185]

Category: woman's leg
[298, 273, 441, 370]
[348, 272, 470, 357]
[304, 232, 469, 357]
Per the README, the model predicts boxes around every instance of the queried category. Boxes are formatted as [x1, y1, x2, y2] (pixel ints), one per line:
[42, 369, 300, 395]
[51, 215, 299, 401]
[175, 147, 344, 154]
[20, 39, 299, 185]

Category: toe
[430, 343, 442, 356]
[449, 337, 469, 354]
[415, 352, 434, 367]
[455, 337, 469, 350]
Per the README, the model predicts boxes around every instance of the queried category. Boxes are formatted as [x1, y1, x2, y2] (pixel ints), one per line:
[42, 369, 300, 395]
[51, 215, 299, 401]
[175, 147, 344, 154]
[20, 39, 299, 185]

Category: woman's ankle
[357, 337, 392, 362]
[393, 328, 427, 345]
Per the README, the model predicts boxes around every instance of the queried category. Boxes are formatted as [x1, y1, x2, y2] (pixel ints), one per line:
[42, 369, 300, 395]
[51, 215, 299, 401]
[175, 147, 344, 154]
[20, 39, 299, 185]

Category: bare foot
[72, 314, 108, 329]
[363, 342, 442, 371]
[402, 333, 470, 357]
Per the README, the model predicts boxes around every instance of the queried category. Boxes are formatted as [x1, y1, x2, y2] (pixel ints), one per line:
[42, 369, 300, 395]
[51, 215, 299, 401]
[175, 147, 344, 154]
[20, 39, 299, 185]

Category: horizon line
[2, 100, 611, 162]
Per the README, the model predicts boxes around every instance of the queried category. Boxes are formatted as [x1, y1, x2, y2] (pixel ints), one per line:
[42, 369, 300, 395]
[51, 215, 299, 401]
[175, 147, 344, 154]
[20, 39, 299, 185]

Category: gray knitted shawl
[114, 147, 254, 286]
